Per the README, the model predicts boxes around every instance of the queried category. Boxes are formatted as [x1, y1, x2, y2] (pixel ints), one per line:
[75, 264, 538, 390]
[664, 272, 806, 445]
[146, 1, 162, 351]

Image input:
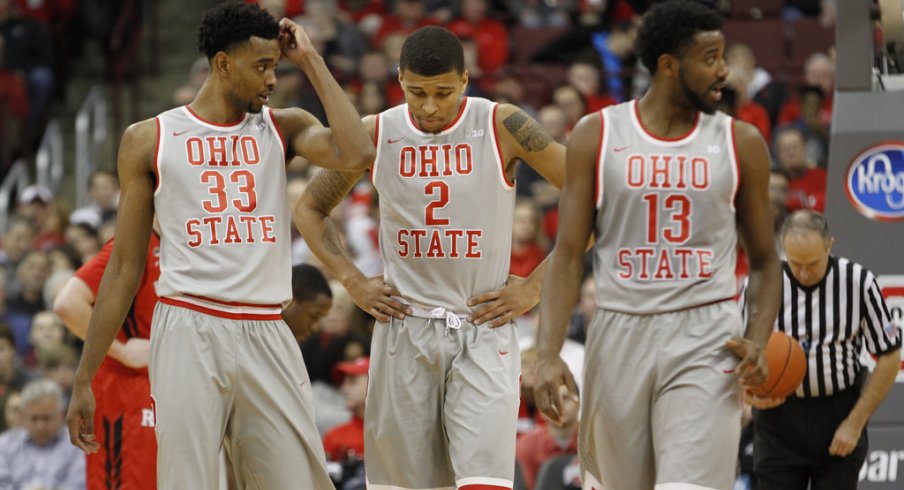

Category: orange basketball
[750, 331, 807, 398]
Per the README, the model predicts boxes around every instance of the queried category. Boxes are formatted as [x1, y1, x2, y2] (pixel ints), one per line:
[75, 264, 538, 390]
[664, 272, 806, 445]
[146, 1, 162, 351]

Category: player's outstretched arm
[728, 120, 782, 389]
[274, 18, 374, 171]
[66, 120, 157, 454]
[465, 104, 567, 326]
[533, 112, 600, 425]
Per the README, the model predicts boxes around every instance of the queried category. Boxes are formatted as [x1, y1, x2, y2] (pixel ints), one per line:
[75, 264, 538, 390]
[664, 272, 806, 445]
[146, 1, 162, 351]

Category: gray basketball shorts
[364, 311, 521, 490]
[579, 300, 744, 490]
[148, 302, 334, 489]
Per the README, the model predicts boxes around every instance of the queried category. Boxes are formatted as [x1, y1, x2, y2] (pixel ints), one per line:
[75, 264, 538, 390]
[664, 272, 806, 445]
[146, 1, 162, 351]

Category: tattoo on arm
[503, 111, 552, 152]
[308, 169, 361, 214]
[307, 169, 361, 257]
[322, 221, 344, 256]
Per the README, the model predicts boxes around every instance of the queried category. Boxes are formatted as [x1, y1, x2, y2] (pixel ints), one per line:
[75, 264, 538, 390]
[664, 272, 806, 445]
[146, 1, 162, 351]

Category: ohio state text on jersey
[153, 106, 291, 315]
[593, 100, 741, 314]
[373, 97, 515, 312]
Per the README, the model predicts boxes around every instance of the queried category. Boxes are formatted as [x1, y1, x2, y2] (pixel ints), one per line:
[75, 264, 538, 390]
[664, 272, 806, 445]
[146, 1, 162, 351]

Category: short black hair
[292, 264, 332, 302]
[197, 0, 280, 59]
[399, 26, 464, 76]
[636, 0, 723, 75]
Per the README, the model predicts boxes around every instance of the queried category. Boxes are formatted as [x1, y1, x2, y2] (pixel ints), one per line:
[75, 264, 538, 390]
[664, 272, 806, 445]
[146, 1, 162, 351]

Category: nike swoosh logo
[172, 130, 189, 136]
[387, 137, 405, 144]
[613, 146, 629, 152]
[499, 350, 509, 356]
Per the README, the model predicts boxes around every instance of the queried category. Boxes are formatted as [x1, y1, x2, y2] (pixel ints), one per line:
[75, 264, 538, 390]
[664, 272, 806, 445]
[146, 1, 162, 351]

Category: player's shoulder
[730, 118, 765, 147]
[121, 118, 159, 162]
[269, 107, 320, 136]
[571, 111, 604, 145]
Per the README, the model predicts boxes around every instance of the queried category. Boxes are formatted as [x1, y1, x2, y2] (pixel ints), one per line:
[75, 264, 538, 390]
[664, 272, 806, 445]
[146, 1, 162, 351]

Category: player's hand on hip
[725, 336, 768, 388]
[348, 275, 409, 322]
[119, 338, 150, 369]
[829, 417, 863, 457]
[467, 275, 538, 328]
[66, 381, 99, 454]
[533, 356, 579, 427]
[278, 18, 317, 64]
[743, 389, 785, 410]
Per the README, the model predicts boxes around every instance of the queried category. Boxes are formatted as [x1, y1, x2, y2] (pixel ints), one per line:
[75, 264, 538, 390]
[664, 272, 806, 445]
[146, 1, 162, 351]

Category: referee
[746, 210, 902, 490]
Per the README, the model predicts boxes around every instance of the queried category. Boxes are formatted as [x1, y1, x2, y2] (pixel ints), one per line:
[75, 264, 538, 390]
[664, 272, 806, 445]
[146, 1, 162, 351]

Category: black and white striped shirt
[743, 256, 901, 398]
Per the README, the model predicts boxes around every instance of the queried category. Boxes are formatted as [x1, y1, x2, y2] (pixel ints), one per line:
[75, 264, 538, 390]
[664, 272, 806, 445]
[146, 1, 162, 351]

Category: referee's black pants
[753, 388, 868, 490]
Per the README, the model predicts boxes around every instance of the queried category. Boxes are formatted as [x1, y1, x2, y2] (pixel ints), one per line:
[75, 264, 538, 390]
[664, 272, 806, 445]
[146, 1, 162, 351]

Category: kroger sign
[846, 143, 904, 221]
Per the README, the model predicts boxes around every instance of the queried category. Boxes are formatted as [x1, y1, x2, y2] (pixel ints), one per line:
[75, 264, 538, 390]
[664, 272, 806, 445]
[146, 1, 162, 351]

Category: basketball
[750, 331, 807, 399]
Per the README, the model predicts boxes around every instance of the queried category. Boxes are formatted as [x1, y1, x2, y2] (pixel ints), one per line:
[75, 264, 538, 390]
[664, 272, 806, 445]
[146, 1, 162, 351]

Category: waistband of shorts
[160, 294, 283, 320]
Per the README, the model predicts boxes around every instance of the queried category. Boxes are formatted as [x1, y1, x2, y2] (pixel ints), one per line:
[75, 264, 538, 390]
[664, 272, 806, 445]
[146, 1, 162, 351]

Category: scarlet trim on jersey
[154, 117, 163, 193]
[182, 105, 248, 130]
[266, 107, 286, 157]
[727, 118, 741, 211]
[365, 484, 454, 490]
[405, 97, 469, 136]
[595, 109, 607, 208]
[490, 103, 514, 189]
[371, 113, 381, 186]
[457, 477, 513, 489]
[630, 99, 701, 146]
[160, 295, 283, 320]
[373, 112, 381, 149]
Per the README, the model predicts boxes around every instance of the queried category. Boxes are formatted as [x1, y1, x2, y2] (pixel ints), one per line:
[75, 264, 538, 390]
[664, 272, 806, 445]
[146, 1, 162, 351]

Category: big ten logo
[141, 408, 155, 428]
[860, 450, 904, 483]
[846, 143, 904, 221]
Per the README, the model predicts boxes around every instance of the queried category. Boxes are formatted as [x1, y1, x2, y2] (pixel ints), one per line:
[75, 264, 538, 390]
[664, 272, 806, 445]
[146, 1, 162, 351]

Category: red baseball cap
[335, 357, 370, 380]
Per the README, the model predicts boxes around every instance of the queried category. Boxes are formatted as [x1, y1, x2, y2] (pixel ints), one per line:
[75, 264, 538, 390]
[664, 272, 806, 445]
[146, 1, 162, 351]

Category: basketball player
[65, 2, 374, 488]
[296, 26, 565, 490]
[54, 233, 160, 490]
[533, 2, 782, 489]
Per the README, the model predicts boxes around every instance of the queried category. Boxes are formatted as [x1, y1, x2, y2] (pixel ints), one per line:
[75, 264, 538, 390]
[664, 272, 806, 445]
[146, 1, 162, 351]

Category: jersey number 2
[201, 170, 258, 213]
[643, 193, 690, 244]
[425, 181, 450, 226]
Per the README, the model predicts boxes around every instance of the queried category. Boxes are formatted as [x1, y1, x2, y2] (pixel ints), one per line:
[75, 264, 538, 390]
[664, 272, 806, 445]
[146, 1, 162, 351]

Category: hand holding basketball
[743, 389, 786, 409]
[725, 336, 768, 388]
[749, 331, 807, 399]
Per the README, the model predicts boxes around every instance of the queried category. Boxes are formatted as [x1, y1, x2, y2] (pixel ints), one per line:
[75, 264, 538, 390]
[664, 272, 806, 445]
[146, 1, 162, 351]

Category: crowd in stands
[0, 0, 145, 175]
[0, 0, 838, 488]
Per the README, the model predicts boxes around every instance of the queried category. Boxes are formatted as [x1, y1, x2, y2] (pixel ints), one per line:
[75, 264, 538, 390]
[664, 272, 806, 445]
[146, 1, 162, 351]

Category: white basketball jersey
[373, 97, 515, 312]
[153, 106, 291, 314]
[593, 100, 740, 314]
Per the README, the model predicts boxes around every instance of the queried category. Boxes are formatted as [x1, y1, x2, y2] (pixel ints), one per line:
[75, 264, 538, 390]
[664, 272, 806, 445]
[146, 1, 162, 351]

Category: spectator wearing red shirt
[778, 52, 834, 128]
[323, 356, 369, 462]
[511, 198, 547, 279]
[566, 61, 617, 114]
[53, 234, 161, 490]
[0, 35, 29, 121]
[516, 384, 579, 490]
[774, 126, 826, 212]
[447, 0, 509, 74]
